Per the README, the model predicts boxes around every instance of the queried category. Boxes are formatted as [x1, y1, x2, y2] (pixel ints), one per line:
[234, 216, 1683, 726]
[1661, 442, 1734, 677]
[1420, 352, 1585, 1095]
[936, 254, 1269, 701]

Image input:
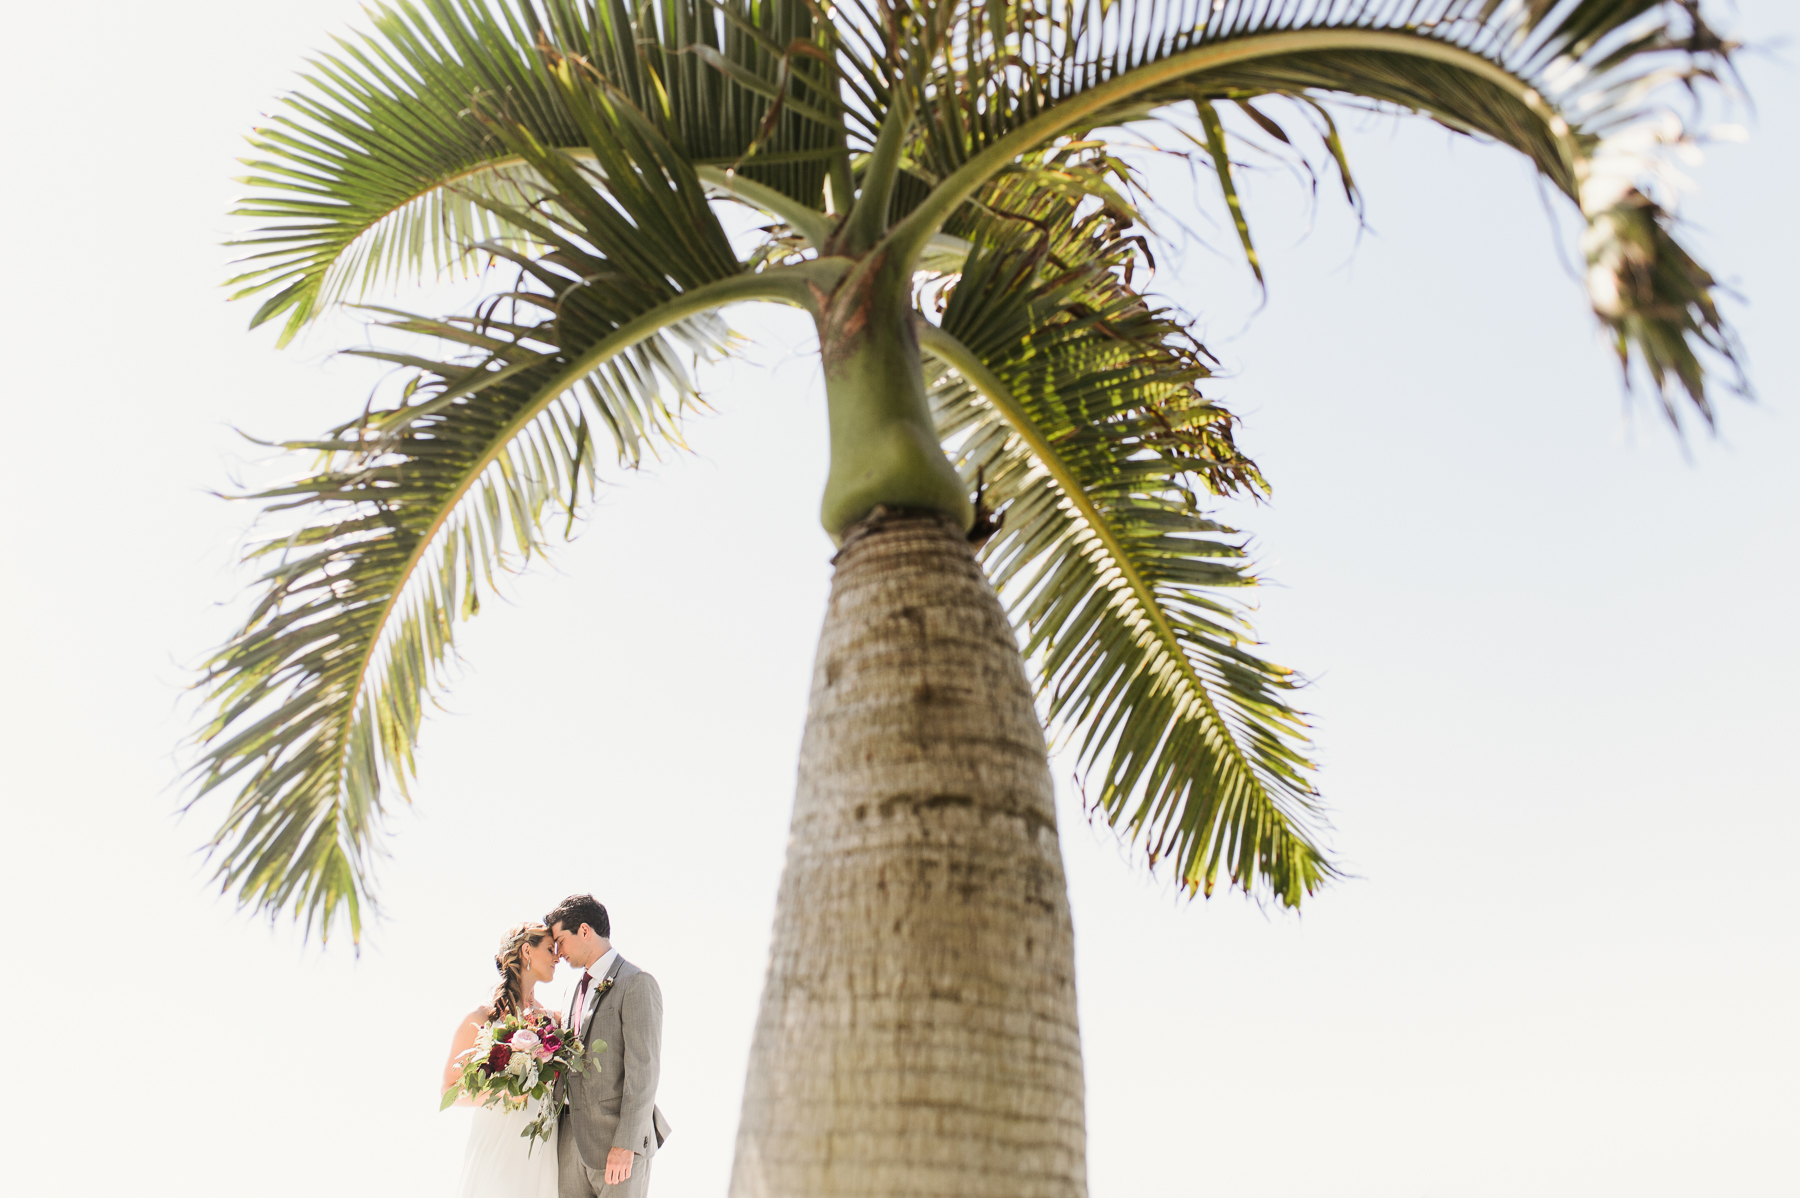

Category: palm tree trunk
[730, 508, 1087, 1198]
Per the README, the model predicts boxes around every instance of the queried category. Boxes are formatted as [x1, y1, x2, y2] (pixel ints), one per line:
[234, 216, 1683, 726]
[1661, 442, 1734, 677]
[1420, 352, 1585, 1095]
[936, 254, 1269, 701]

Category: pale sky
[1, 3, 1794, 1197]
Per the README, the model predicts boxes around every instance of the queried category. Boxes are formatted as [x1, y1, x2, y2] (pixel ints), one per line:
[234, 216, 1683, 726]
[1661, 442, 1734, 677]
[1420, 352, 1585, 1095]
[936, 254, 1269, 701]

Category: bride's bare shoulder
[446, 1006, 491, 1058]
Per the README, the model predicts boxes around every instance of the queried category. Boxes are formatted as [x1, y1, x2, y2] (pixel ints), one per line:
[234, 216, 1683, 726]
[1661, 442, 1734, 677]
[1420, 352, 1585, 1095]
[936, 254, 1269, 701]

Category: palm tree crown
[196, 0, 1742, 944]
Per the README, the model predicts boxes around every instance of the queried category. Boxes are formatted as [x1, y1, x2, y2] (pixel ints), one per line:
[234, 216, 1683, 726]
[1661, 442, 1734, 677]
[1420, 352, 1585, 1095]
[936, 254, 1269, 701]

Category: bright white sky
[1, 3, 1794, 1197]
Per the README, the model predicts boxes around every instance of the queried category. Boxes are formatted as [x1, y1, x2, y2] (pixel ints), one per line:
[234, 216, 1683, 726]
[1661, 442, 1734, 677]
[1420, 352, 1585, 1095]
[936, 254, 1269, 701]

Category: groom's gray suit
[557, 953, 671, 1198]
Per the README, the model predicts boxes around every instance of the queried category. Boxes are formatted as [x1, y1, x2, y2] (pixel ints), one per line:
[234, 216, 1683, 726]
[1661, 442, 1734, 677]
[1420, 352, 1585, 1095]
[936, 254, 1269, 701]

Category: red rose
[486, 1043, 513, 1073]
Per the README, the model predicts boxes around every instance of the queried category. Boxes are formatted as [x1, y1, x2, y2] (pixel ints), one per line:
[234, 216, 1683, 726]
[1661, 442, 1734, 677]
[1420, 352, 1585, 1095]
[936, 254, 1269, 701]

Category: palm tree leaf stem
[920, 323, 1195, 683]
[696, 165, 837, 246]
[889, 29, 1562, 267]
[919, 318, 1252, 730]
[843, 93, 917, 251]
[341, 296, 710, 695]
[195, 257, 834, 944]
[339, 267, 833, 659]
[511, 261, 842, 419]
[920, 318, 1323, 904]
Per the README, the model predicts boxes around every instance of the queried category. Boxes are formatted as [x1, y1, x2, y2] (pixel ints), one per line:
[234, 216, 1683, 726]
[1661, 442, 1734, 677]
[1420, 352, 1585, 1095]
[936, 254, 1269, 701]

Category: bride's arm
[441, 1007, 492, 1109]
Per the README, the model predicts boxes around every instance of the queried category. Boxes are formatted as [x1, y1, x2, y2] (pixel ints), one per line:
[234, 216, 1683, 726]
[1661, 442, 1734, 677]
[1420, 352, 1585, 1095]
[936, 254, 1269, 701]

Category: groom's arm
[615, 972, 664, 1157]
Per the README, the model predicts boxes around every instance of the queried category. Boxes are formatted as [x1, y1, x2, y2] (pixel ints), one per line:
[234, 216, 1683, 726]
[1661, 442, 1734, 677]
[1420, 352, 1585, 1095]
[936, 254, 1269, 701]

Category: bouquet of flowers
[441, 1009, 591, 1147]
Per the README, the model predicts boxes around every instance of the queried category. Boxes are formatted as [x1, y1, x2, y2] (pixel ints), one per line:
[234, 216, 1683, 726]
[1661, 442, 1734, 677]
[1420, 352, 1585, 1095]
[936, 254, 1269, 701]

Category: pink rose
[508, 1029, 541, 1054]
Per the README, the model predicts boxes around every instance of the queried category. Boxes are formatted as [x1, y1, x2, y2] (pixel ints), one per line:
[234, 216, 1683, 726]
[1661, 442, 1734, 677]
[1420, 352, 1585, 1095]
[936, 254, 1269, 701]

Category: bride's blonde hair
[490, 921, 551, 1021]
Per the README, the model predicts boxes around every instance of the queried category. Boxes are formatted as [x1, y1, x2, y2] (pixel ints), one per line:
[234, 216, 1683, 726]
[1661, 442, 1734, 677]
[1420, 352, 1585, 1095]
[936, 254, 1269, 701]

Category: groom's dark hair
[546, 894, 610, 939]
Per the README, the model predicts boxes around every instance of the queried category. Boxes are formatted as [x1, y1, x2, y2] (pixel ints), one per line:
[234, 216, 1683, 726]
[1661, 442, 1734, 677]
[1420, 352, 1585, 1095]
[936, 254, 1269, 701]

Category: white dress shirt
[571, 946, 620, 1027]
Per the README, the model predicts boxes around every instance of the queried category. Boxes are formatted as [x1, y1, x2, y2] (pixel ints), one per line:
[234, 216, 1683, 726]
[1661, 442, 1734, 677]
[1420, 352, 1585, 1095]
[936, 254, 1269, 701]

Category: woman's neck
[518, 976, 538, 1011]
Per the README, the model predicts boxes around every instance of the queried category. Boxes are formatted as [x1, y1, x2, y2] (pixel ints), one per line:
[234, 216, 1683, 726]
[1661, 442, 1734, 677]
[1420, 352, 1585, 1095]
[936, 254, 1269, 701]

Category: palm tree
[194, 1, 1742, 1193]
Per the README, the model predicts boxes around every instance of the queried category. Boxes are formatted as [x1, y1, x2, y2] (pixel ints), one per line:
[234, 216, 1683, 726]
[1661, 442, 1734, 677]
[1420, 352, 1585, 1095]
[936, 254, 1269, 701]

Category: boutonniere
[590, 973, 617, 1007]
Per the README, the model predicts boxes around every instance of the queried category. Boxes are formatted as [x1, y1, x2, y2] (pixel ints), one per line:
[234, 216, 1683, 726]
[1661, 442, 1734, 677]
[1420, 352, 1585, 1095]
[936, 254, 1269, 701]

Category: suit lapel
[580, 954, 627, 1044]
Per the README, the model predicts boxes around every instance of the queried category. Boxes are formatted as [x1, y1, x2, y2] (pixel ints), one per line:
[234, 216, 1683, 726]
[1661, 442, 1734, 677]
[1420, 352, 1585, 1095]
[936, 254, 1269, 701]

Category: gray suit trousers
[557, 1136, 651, 1198]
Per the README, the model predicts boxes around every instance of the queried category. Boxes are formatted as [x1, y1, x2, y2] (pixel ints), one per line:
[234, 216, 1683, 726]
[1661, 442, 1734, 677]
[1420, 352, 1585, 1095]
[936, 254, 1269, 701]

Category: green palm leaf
[879, 0, 1741, 421]
[194, 64, 836, 943]
[921, 171, 1325, 905]
[232, 0, 844, 344]
[203, 0, 1744, 937]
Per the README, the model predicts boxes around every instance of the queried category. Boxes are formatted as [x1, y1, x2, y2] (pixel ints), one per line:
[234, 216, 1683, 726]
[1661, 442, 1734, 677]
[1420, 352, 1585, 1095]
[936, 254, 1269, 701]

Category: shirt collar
[587, 946, 619, 985]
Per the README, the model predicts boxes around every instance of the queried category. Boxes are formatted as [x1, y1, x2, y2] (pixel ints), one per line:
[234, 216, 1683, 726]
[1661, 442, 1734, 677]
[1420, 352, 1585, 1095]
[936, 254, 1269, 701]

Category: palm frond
[192, 70, 831, 944]
[873, 0, 1741, 422]
[922, 172, 1329, 906]
[232, 0, 843, 343]
[209, 0, 1749, 936]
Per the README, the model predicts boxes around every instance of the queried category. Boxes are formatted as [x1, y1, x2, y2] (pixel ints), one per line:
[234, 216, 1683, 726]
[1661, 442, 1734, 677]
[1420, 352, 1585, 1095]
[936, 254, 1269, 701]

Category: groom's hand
[604, 1147, 634, 1185]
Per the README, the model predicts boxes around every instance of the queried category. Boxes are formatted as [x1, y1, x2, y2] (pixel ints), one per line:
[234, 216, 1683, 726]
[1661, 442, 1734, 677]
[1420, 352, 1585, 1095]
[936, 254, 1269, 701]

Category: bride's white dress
[454, 1094, 559, 1198]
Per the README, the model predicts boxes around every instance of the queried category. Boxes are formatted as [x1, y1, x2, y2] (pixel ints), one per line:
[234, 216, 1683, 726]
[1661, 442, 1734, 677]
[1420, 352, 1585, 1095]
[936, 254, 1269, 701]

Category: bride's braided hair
[490, 921, 551, 1023]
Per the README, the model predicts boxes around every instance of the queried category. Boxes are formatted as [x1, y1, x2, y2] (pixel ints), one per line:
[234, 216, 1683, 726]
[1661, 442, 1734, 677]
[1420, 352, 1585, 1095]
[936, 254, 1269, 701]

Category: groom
[547, 894, 671, 1198]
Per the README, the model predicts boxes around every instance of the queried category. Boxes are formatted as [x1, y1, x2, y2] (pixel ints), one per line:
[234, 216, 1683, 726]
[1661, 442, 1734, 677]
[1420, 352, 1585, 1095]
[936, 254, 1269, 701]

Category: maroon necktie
[572, 969, 592, 1024]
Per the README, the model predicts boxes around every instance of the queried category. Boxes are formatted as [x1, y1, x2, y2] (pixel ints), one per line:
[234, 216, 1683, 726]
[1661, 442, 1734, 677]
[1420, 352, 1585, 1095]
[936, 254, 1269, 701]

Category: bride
[442, 922, 562, 1198]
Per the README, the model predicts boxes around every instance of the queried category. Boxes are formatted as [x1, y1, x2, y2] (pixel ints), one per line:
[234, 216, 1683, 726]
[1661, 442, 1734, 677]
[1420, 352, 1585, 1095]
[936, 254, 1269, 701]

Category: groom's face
[551, 921, 589, 968]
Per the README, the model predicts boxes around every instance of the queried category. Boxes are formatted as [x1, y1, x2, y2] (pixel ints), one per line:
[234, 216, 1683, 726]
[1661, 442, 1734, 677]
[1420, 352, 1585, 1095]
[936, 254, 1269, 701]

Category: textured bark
[730, 510, 1087, 1198]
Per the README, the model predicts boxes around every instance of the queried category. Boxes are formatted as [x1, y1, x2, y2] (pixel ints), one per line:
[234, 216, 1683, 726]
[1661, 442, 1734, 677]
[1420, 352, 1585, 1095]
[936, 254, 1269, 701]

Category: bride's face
[521, 936, 557, 985]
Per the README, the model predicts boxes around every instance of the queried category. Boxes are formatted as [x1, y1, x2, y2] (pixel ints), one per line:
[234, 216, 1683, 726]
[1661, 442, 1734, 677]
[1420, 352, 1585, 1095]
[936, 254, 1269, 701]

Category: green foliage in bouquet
[442, 1009, 597, 1147]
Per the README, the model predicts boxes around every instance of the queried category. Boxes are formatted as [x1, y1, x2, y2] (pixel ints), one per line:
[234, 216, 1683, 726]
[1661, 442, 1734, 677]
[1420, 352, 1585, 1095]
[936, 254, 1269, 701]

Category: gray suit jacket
[560, 955, 671, 1166]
